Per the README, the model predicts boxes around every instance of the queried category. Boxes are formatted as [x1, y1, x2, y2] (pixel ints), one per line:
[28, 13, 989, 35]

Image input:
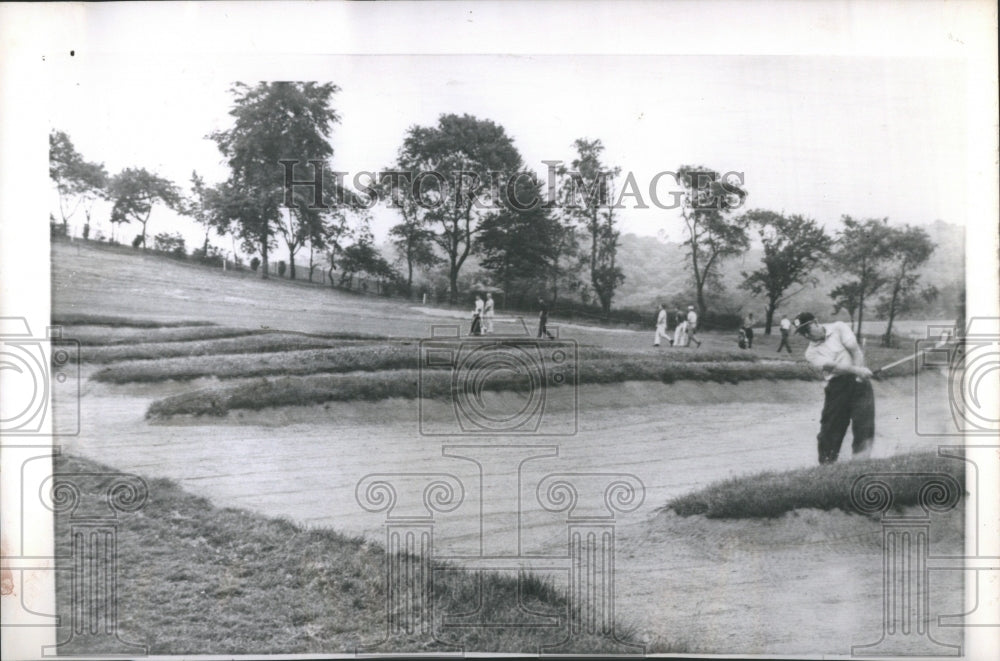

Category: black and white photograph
[1, 1, 998, 658]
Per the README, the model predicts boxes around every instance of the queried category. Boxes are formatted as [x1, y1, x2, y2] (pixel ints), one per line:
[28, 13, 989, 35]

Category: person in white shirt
[673, 309, 688, 347]
[653, 303, 672, 347]
[777, 314, 793, 353]
[685, 305, 702, 348]
[483, 293, 495, 334]
[794, 312, 875, 464]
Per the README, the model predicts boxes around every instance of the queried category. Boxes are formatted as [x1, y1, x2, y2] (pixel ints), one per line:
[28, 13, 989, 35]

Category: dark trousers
[538, 315, 552, 339]
[742, 326, 754, 347]
[817, 375, 875, 464]
[777, 328, 792, 353]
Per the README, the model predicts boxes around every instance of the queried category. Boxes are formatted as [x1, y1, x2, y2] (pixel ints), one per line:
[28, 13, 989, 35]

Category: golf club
[872, 334, 956, 377]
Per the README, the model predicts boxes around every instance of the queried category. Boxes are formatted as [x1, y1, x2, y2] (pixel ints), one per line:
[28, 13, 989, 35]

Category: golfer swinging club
[794, 312, 875, 464]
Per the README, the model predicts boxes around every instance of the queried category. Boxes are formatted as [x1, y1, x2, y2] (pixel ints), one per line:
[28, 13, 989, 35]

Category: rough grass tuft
[664, 451, 965, 519]
[53, 453, 645, 654]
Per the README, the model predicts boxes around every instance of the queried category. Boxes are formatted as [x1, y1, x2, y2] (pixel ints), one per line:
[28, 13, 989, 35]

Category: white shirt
[484, 298, 494, 314]
[780, 317, 791, 331]
[475, 298, 484, 314]
[656, 309, 667, 326]
[686, 310, 698, 327]
[804, 321, 856, 380]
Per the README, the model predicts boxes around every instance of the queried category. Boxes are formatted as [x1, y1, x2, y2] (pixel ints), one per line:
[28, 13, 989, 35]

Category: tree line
[50, 81, 942, 346]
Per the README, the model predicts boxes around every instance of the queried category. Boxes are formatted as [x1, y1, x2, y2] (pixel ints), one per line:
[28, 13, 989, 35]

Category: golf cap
[688, 305, 694, 310]
[793, 312, 816, 335]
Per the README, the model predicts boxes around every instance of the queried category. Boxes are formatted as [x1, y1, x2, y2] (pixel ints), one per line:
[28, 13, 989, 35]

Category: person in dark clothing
[537, 298, 554, 339]
[741, 312, 755, 349]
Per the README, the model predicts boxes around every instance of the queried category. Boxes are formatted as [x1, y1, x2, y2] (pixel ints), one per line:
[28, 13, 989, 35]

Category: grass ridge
[664, 451, 965, 519]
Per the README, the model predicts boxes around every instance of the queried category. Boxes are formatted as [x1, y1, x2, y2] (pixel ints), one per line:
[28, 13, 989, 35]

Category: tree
[877, 224, 936, 346]
[476, 170, 561, 307]
[828, 216, 894, 336]
[739, 210, 831, 333]
[558, 139, 626, 318]
[335, 221, 398, 290]
[547, 219, 587, 307]
[108, 168, 181, 249]
[153, 231, 187, 258]
[49, 130, 108, 233]
[829, 281, 863, 328]
[209, 82, 341, 279]
[182, 171, 216, 255]
[675, 165, 749, 320]
[383, 173, 441, 296]
[395, 113, 524, 303]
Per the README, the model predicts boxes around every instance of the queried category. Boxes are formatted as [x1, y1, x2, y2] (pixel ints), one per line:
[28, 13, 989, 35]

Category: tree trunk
[448, 263, 459, 304]
[764, 304, 775, 335]
[856, 292, 864, 338]
[288, 246, 297, 280]
[882, 280, 902, 347]
[696, 282, 707, 324]
[260, 235, 269, 279]
[406, 256, 414, 299]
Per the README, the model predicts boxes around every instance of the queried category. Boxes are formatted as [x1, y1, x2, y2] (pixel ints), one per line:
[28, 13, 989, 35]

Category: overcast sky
[44, 28, 971, 256]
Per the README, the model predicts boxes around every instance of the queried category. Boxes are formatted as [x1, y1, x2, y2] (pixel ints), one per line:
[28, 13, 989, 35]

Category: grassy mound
[96, 343, 760, 383]
[82, 333, 394, 365]
[63, 325, 266, 346]
[52, 313, 217, 328]
[664, 451, 965, 519]
[146, 359, 816, 418]
[54, 453, 643, 654]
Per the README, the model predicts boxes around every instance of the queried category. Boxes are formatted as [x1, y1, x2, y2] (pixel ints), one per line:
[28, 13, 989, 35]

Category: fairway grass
[664, 451, 965, 519]
[54, 453, 644, 655]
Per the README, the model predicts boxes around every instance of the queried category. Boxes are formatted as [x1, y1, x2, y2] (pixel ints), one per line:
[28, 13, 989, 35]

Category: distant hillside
[614, 219, 964, 322]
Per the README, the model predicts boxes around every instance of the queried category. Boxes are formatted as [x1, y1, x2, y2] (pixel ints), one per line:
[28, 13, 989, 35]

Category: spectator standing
[483, 293, 495, 334]
[471, 295, 484, 336]
[653, 303, 672, 347]
[537, 298, 554, 339]
[685, 305, 702, 348]
[673, 309, 688, 347]
[741, 312, 755, 349]
[777, 314, 793, 353]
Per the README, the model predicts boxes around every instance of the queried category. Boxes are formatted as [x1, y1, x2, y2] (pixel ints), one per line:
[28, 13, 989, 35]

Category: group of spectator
[653, 304, 702, 348]
[654, 305, 796, 353]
